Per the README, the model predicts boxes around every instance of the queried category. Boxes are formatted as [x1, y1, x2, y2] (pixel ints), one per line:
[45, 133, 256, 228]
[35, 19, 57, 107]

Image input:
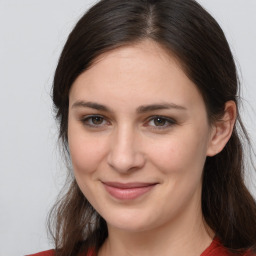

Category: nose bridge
[107, 123, 145, 173]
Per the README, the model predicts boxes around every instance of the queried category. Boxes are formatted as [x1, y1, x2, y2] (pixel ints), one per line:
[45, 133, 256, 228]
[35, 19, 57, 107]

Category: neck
[98, 201, 214, 256]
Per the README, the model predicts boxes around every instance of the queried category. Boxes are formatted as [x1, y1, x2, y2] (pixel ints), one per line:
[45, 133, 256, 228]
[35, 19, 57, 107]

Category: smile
[102, 182, 158, 200]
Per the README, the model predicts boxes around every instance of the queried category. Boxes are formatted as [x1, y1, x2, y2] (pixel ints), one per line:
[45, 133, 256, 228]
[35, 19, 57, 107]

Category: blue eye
[82, 115, 108, 127]
[147, 116, 176, 129]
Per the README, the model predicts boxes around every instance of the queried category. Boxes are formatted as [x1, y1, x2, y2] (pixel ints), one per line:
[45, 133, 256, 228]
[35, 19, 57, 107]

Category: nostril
[107, 150, 145, 173]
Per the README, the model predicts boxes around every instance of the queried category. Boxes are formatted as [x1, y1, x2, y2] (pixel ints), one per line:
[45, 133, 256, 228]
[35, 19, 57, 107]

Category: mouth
[102, 181, 158, 200]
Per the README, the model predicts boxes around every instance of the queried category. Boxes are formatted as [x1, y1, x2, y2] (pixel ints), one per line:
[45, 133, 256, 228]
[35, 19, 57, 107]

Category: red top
[27, 238, 254, 256]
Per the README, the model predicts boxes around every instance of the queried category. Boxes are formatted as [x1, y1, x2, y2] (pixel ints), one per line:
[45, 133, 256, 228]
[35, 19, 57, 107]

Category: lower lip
[103, 184, 156, 200]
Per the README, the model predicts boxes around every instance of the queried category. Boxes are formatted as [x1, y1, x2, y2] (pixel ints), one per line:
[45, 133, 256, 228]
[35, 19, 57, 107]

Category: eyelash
[81, 115, 110, 128]
[145, 115, 177, 130]
[80, 115, 176, 130]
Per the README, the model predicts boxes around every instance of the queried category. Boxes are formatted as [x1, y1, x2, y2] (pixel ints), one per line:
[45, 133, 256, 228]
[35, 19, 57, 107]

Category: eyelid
[145, 115, 177, 129]
[80, 114, 110, 128]
[80, 114, 176, 130]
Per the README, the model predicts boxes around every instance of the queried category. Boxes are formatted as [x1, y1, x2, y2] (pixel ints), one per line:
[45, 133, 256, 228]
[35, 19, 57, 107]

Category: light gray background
[0, 1, 255, 255]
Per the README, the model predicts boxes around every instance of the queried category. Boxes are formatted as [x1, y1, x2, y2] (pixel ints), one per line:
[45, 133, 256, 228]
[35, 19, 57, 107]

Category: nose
[107, 126, 146, 174]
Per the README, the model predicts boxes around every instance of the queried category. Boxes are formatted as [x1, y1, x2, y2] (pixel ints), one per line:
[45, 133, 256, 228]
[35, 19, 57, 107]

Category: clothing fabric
[26, 249, 94, 256]
[27, 237, 254, 256]
[200, 238, 253, 256]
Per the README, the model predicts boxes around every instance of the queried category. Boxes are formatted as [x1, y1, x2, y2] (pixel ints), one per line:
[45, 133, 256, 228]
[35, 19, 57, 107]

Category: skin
[68, 40, 236, 256]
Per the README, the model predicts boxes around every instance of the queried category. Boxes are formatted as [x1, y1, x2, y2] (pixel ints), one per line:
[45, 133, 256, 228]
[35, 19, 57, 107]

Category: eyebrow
[136, 103, 187, 113]
[71, 101, 187, 113]
[71, 101, 111, 111]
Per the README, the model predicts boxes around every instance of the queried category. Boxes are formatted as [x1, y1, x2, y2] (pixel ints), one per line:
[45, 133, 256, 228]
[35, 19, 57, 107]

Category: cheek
[149, 128, 209, 177]
[147, 132, 208, 213]
[68, 125, 108, 176]
[68, 131, 109, 207]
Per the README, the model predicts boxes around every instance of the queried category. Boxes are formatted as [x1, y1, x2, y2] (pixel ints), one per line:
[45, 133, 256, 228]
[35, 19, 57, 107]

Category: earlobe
[207, 101, 237, 157]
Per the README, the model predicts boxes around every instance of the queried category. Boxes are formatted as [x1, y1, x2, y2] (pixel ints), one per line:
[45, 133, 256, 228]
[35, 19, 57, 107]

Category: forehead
[69, 40, 204, 112]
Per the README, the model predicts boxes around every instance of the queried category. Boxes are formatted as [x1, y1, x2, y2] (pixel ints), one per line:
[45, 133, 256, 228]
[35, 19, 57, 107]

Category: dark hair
[49, 0, 256, 255]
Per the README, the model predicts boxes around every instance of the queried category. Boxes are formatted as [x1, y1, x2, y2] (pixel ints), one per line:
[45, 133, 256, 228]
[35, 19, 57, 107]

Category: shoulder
[26, 250, 55, 256]
[201, 238, 256, 256]
[26, 249, 95, 256]
[245, 251, 256, 256]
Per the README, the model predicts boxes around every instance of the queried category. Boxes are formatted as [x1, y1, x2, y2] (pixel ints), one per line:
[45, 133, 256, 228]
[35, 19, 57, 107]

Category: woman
[29, 0, 256, 255]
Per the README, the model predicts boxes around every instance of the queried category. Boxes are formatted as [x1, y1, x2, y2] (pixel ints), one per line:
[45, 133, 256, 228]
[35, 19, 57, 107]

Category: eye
[151, 117, 168, 126]
[81, 115, 109, 128]
[146, 116, 176, 129]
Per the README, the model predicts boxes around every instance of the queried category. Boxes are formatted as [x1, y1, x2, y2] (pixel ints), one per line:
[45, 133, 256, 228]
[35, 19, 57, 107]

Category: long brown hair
[49, 0, 256, 255]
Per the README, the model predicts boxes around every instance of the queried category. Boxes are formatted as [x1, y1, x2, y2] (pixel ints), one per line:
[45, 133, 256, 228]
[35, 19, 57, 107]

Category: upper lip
[102, 181, 158, 189]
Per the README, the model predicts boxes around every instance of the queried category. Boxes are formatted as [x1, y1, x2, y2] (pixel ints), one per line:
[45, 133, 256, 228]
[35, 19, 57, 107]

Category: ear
[207, 101, 237, 157]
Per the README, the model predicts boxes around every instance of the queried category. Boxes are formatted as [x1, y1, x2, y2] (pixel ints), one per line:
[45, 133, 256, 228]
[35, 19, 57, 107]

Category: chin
[102, 208, 162, 233]
[109, 220, 153, 233]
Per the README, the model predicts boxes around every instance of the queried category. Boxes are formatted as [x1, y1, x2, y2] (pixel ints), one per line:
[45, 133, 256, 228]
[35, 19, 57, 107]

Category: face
[68, 40, 214, 232]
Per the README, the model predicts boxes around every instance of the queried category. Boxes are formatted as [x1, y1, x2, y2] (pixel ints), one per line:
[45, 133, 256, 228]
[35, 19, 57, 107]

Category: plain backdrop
[0, 1, 255, 255]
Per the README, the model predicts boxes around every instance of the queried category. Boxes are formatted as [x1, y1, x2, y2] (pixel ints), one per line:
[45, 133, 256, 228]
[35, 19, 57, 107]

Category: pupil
[154, 118, 165, 126]
[92, 116, 103, 125]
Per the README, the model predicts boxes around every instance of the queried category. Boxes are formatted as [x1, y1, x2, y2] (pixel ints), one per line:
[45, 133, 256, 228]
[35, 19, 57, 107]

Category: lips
[102, 181, 157, 200]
